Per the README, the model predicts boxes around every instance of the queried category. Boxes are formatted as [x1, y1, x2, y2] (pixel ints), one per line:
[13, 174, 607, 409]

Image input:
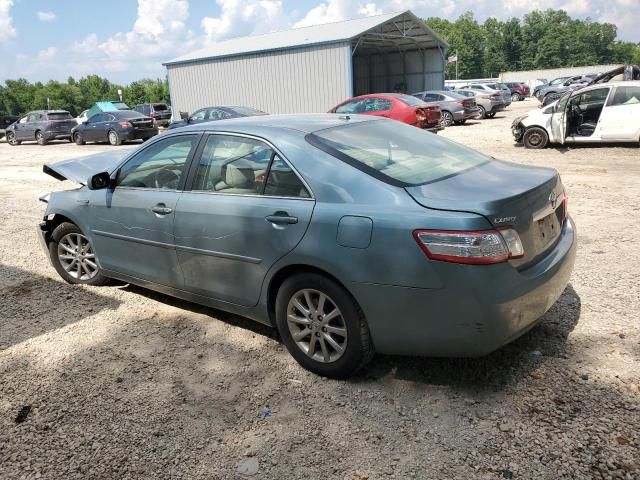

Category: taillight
[416, 109, 427, 122]
[456, 99, 465, 105]
[413, 228, 524, 265]
[118, 121, 132, 128]
[490, 94, 500, 100]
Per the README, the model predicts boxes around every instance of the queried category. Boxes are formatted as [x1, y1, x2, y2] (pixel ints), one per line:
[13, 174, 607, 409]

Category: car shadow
[0, 264, 121, 350]
[359, 284, 581, 392]
[553, 142, 640, 153]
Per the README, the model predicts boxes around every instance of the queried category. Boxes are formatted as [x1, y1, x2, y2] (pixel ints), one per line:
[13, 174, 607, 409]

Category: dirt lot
[1, 99, 638, 479]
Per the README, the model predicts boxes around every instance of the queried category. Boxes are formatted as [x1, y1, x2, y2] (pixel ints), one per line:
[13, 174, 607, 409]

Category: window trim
[182, 131, 314, 200]
[113, 132, 203, 192]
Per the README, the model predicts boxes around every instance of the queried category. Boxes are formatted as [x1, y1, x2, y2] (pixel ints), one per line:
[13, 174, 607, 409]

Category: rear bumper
[154, 118, 171, 127]
[121, 128, 158, 140]
[44, 131, 72, 140]
[351, 217, 577, 357]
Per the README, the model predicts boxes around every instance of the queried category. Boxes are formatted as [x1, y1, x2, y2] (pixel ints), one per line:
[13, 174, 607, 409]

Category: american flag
[447, 55, 458, 63]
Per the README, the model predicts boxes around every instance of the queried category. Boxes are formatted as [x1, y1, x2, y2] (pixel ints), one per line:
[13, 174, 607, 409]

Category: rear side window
[264, 156, 310, 198]
[610, 86, 640, 106]
[308, 120, 489, 187]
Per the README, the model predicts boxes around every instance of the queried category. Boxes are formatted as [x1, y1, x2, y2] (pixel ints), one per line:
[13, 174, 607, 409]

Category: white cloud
[37, 11, 57, 22]
[0, 0, 16, 38]
[202, 0, 287, 43]
[294, 0, 382, 28]
[37, 46, 58, 60]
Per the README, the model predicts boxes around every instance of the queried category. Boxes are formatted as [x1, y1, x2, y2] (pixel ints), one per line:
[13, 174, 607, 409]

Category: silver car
[38, 115, 576, 378]
[459, 83, 512, 107]
[412, 90, 480, 126]
[456, 89, 506, 119]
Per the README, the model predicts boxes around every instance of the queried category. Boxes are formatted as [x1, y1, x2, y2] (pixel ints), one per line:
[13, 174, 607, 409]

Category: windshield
[308, 120, 490, 186]
[153, 104, 169, 111]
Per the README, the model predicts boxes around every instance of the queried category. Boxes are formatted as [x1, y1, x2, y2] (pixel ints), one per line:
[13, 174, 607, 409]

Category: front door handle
[151, 204, 173, 215]
[266, 212, 298, 225]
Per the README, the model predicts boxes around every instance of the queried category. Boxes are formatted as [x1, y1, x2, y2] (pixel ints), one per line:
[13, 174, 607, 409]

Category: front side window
[335, 100, 366, 114]
[117, 135, 197, 189]
[611, 86, 640, 106]
[576, 88, 610, 106]
[308, 120, 489, 187]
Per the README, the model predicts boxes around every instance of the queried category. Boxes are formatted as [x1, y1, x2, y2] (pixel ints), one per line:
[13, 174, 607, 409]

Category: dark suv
[5, 110, 77, 145]
[504, 82, 530, 101]
[133, 103, 172, 127]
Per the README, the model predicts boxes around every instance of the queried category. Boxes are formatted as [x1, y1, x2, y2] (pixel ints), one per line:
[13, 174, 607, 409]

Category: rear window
[393, 94, 425, 107]
[228, 106, 267, 116]
[47, 112, 73, 120]
[308, 120, 489, 187]
[152, 104, 169, 111]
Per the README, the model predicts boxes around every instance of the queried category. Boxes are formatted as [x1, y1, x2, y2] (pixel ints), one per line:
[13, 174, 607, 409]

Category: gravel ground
[1, 99, 638, 479]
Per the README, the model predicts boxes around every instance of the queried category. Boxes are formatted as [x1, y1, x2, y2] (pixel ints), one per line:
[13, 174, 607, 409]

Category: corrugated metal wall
[167, 43, 352, 116]
[353, 48, 445, 95]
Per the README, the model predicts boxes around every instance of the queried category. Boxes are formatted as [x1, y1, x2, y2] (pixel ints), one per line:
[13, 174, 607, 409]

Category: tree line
[0, 76, 169, 117]
[425, 9, 640, 80]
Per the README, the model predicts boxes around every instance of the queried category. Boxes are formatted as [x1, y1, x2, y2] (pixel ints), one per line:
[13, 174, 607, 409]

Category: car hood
[43, 148, 134, 184]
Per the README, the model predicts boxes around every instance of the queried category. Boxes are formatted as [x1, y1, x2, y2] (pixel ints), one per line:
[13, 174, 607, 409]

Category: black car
[72, 110, 158, 146]
[168, 105, 266, 129]
[0, 114, 19, 140]
[5, 110, 77, 145]
[133, 103, 172, 128]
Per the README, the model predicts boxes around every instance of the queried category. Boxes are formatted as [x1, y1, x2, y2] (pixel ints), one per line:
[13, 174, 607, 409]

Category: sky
[0, 0, 638, 84]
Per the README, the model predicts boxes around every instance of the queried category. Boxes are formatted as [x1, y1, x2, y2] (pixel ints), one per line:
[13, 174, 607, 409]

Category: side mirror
[88, 171, 112, 190]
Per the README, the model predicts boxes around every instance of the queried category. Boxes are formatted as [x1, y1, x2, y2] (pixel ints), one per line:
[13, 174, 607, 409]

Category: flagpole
[456, 50, 458, 80]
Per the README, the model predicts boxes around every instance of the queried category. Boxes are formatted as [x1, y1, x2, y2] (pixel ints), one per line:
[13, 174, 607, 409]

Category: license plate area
[536, 211, 560, 251]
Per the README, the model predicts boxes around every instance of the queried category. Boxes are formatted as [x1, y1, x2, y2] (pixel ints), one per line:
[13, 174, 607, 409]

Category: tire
[275, 273, 374, 379]
[49, 222, 110, 286]
[35, 130, 47, 146]
[523, 127, 549, 149]
[476, 105, 486, 119]
[74, 133, 85, 145]
[108, 130, 122, 146]
[6, 131, 19, 146]
[454, 119, 467, 125]
[486, 112, 496, 119]
[440, 110, 454, 127]
[511, 93, 521, 102]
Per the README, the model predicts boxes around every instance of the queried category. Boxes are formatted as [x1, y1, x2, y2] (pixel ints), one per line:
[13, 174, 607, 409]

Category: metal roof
[164, 10, 447, 66]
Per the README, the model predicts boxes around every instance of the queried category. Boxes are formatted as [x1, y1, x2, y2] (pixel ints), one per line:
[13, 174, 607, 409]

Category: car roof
[174, 113, 379, 134]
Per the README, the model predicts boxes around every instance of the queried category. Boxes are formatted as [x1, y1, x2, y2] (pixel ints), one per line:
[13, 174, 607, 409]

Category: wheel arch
[266, 263, 361, 326]
[41, 212, 82, 247]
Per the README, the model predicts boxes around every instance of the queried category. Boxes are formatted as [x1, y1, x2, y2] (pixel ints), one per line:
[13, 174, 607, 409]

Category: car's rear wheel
[511, 93, 521, 102]
[35, 130, 47, 146]
[486, 112, 496, 119]
[523, 127, 549, 149]
[440, 111, 454, 127]
[454, 119, 467, 125]
[108, 130, 122, 146]
[275, 273, 374, 378]
[49, 222, 110, 286]
[476, 105, 486, 119]
[74, 133, 85, 145]
[6, 131, 19, 146]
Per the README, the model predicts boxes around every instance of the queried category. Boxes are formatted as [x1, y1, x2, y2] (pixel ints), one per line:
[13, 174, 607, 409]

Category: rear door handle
[151, 204, 173, 215]
[266, 212, 298, 225]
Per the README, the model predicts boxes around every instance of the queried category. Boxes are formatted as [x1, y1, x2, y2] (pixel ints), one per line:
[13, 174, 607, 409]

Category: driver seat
[576, 122, 597, 137]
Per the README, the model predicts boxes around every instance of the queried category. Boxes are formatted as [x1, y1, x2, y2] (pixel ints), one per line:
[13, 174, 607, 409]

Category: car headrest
[223, 161, 254, 188]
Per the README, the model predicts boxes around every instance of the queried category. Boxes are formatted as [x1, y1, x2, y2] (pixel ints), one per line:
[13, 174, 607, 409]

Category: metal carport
[164, 10, 447, 115]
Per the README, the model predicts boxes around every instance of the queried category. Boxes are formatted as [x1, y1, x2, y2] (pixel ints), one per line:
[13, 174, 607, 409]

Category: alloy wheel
[6, 132, 17, 145]
[57, 233, 99, 281]
[286, 289, 348, 363]
[441, 111, 453, 127]
[108, 131, 118, 145]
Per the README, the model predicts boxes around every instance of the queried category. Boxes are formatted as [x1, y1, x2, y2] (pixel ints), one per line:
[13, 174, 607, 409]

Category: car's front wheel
[6, 131, 20, 145]
[108, 130, 122, 146]
[49, 222, 110, 286]
[74, 133, 85, 145]
[275, 273, 374, 378]
[523, 127, 549, 149]
[476, 105, 486, 119]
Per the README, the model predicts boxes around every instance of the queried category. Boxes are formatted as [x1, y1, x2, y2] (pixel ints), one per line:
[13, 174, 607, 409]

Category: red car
[329, 93, 442, 132]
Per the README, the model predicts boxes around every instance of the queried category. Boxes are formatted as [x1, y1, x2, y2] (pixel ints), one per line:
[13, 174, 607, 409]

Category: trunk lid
[43, 149, 134, 184]
[405, 160, 565, 268]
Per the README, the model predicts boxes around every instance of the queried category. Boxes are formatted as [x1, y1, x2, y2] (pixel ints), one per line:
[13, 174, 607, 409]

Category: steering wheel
[153, 167, 180, 189]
